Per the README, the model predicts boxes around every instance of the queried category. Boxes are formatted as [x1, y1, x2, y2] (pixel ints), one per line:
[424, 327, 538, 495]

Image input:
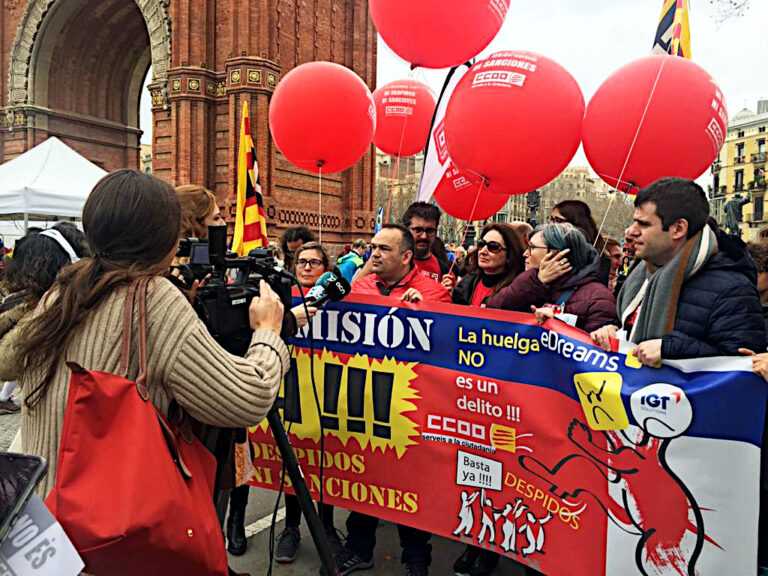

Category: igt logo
[639, 391, 682, 410]
[630, 384, 693, 439]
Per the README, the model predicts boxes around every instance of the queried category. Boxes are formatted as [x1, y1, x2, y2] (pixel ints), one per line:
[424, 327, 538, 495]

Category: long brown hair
[176, 184, 217, 238]
[553, 200, 605, 252]
[479, 223, 526, 294]
[18, 170, 181, 408]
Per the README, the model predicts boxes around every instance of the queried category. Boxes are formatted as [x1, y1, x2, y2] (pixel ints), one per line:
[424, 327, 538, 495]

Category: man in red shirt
[401, 203, 456, 294]
[353, 223, 451, 304]
[334, 224, 447, 576]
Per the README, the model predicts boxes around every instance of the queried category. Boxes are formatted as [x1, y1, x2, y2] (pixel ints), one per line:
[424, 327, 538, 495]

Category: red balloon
[433, 163, 511, 221]
[373, 80, 436, 157]
[268, 61, 375, 174]
[444, 51, 584, 195]
[370, 0, 510, 69]
[583, 56, 728, 192]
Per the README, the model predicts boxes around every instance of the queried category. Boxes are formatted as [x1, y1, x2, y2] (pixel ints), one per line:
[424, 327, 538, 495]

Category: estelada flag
[652, 0, 691, 59]
[232, 100, 268, 256]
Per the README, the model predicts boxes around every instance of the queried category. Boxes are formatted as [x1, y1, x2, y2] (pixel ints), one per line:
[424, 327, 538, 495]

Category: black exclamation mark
[322, 363, 343, 430]
[372, 371, 394, 439]
[346, 367, 367, 433]
[275, 358, 302, 423]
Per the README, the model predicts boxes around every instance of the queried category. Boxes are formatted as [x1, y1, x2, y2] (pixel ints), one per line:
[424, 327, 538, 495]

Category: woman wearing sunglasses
[487, 223, 617, 333]
[452, 224, 525, 308]
[451, 223, 525, 576]
[276, 241, 341, 563]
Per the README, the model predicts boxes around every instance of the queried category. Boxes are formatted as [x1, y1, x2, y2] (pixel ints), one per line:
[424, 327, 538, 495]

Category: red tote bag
[45, 277, 228, 576]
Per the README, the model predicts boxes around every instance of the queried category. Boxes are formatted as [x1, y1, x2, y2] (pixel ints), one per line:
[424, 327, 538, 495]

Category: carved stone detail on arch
[7, 0, 172, 105]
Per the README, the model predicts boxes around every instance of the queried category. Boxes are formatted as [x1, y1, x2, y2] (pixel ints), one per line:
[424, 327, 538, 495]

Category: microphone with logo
[304, 271, 351, 308]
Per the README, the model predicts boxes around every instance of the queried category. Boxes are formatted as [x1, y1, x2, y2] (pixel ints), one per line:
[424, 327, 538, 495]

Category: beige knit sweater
[0, 277, 290, 496]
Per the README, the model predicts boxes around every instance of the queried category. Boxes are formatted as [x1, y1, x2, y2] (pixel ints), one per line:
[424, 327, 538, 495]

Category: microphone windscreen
[315, 271, 337, 286]
[324, 275, 352, 303]
[306, 285, 326, 303]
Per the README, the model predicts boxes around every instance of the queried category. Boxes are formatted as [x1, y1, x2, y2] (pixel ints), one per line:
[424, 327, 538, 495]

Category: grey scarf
[616, 228, 718, 343]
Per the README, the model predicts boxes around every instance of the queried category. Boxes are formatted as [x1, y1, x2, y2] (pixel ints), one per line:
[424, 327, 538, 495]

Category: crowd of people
[1, 171, 768, 576]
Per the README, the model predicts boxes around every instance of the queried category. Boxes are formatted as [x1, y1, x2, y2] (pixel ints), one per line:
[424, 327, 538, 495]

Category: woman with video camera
[0, 170, 289, 531]
[172, 183, 271, 562]
[273, 241, 341, 564]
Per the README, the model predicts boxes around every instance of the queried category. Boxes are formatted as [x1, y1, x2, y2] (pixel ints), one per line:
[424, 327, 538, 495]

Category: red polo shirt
[352, 266, 452, 303]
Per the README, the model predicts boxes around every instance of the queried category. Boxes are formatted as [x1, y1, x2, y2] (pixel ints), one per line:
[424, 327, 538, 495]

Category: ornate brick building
[0, 0, 377, 243]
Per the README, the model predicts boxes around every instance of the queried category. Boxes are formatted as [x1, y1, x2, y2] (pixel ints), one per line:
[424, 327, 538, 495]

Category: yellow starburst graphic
[255, 348, 421, 458]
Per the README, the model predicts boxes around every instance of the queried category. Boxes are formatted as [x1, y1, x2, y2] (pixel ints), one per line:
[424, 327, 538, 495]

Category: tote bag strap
[119, 277, 151, 400]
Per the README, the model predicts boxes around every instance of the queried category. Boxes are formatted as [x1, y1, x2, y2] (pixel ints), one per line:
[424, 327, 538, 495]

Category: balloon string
[385, 155, 401, 224]
[384, 110, 411, 223]
[448, 179, 485, 277]
[318, 164, 323, 244]
[594, 57, 667, 246]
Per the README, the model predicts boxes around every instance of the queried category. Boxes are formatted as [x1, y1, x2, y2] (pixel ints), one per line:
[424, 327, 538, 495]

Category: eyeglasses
[525, 244, 548, 254]
[477, 239, 507, 254]
[547, 215, 569, 224]
[409, 226, 437, 237]
[297, 258, 324, 269]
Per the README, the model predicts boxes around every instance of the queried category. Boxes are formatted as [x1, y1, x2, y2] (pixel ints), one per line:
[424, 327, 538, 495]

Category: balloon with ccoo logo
[373, 79, 436, 157]
[582, 55, 728, 193]
[444, 51, 585, 197]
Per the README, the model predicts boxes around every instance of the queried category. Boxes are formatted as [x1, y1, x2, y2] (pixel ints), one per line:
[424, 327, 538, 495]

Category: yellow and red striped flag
[652, 0, 691, 59]
[232, 100, 268, 256]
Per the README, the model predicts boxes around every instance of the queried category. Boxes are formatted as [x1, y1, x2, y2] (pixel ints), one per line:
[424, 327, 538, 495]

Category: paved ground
[2, 401, 527, 575]
[228, 488, 528, 576]
[0, 391, 21, 451]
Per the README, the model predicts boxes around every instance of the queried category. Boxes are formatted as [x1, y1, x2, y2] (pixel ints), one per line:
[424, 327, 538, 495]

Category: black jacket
[453, 270, 508, 307]
[453, 271, 482, 306]
[661, 232, 767, 358]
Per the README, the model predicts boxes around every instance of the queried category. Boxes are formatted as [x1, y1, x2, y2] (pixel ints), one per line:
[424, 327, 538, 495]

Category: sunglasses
[478, 239, 507, 254]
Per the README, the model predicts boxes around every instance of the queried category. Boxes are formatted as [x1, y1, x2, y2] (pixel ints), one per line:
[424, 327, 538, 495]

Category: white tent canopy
[0, 137, 107, 222]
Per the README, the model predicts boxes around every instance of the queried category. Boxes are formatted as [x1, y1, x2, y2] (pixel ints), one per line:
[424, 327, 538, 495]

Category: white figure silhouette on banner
[519, 511, 552, 558]
[500, 498, 528, 553]
[477, 489, 497, 545]
[453, 490, 480, 537]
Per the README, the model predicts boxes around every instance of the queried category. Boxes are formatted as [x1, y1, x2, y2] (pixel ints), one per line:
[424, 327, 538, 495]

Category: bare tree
[709, 0, 750, 23]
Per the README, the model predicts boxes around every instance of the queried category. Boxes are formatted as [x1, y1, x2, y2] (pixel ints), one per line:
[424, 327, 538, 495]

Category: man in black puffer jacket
[591, 178, 766, 365]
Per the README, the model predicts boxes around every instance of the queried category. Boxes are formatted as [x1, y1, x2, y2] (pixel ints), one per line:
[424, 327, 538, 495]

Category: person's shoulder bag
[45, 277, 228, 575]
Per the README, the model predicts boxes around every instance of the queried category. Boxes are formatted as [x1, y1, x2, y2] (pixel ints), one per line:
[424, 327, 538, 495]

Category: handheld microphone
[305, 272, 351, 308]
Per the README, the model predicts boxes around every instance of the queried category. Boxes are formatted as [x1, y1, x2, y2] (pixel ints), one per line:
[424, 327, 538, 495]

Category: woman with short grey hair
[488, 223, 618, 333]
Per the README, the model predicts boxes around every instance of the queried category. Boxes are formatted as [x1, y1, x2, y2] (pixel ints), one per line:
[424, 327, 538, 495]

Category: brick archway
[2, 0, 170, 168]
[1, 0, 377, 245]
[6, 0, 170, 106]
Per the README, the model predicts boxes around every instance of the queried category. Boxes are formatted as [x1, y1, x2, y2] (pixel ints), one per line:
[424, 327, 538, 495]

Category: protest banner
[249, 294, 765, 575]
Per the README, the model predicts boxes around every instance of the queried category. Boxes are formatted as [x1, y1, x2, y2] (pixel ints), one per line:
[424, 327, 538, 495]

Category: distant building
[536, 167, 633, 241]
[375, 157, 632, 246]
[375, 151, 424, 224]
[710, 102, 768, 241]
[140, 143, 152, 174]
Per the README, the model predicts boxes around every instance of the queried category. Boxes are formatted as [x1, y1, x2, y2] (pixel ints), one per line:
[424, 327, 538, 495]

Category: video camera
[176, 226, 293, 356]
[174, 227, 348, 575]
